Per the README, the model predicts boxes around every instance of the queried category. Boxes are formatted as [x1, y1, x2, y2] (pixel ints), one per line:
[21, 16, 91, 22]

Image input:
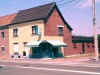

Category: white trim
[57, 25, 64, 27]
[1, 46, 5, 47]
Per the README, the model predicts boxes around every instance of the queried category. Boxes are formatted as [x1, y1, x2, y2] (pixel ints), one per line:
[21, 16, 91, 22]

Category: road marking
[13, 66, 100, 75]
[63, 64, 100, 68]
[0, 65, 6, 67]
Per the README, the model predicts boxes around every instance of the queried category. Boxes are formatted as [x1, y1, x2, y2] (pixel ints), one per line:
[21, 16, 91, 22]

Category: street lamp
[92, 0, 99, 61]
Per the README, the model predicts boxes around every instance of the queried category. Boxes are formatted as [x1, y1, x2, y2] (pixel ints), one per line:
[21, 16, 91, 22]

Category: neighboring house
[0, 14, 17, 59]
[72, 36, 94, 54]
[0, 2, 94, 59]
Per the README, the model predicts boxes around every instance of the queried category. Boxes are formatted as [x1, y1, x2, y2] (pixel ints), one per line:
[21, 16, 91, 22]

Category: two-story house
[0, 2, 94, 59]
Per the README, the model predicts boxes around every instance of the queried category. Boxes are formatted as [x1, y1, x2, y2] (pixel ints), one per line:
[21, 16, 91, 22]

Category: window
[14, 43, 19, 55]
[13, 28, 18, 37]
[58, 27, 63, 36]
[1, 46, 5, 54]
[23, 42, 27, 46]
[73, 43, 77, 49]
[32, 26, 37, 34]
[87, 43, 90, 48]
[92, 43, 94, 48]
[23, 42, 28, 57]
[1, 32, 4, 38]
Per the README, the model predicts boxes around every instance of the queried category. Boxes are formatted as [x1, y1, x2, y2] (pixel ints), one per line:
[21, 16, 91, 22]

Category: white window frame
[1, 46, 5, 54]
[14, 43, 19, 53]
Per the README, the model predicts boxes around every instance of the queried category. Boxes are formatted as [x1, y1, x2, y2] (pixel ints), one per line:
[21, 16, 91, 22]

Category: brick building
[0, 2, 94, 59]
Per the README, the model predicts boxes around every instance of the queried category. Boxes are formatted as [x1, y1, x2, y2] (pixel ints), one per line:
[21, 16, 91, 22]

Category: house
[0, 2, 94, 59]
[72, 36, 94, 54]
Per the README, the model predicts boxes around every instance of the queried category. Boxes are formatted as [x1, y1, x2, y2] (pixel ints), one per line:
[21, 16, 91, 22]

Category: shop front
[26, 40, 67, 59]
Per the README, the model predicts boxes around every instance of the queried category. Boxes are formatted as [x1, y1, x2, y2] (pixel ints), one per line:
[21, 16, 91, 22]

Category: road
[0, 62, 100, 75]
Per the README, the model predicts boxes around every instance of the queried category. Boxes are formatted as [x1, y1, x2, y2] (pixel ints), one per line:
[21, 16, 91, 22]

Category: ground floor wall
[9, 36, 64, 58]
[0, 29, 9, 59]
[64, 42, 95, 57]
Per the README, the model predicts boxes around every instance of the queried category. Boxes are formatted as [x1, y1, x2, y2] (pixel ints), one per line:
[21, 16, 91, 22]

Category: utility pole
[92, 0, 99, 61]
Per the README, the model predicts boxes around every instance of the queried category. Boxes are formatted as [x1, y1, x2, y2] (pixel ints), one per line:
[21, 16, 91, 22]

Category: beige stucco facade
[9, 20, 44, 55]
[9, 20, 64, 58]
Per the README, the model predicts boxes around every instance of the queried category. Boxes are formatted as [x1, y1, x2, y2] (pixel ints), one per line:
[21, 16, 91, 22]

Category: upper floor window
[13, 28, 18, 37]
[32, 26, 38, 35]
[1, 32, 4, 38]
[1, 46, 5, 54]
[58, 27, 63, 36]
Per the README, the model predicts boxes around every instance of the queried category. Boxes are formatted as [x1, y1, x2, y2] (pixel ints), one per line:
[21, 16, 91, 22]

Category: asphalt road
[0, 62, 100, 75]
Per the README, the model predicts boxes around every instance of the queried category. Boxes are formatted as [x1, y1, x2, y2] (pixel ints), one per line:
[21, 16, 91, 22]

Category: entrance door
[52, 47, 58, 57]
[82, 43, 85, 54]
[32, 47, 41, 58]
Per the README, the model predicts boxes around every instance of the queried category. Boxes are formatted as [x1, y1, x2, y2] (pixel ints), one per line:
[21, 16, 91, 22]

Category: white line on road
[0, 65, 6, 67]
[63, 64, 100, 68]
[13, 66, 100, 75]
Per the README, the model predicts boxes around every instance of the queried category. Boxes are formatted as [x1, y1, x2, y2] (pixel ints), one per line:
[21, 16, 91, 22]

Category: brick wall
[72, 43, 95, 55]
[44, 9, 65, 36]
[44, 9, 73, 56]
[84, 43, 95, 54]
[0, 29, 9, 59]
[44, 8, 95, 56]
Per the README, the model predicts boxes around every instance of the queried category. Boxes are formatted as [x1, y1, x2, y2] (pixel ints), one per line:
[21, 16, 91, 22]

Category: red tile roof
[0, 13, 17, 26]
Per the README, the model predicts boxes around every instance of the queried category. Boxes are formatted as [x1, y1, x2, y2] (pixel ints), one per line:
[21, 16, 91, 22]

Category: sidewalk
[0, 56, 100, 66]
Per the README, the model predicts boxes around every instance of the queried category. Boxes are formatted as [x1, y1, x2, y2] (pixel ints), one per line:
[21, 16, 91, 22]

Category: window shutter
[36, 27, 38, 35]
[38, 27, 41, 35]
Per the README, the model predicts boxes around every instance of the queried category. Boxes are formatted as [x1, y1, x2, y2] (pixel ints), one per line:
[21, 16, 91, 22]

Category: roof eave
[8, 18, 44, 26]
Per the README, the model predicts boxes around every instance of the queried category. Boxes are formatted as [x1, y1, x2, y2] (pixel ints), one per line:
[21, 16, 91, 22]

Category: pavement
[0, 56, 100, 66]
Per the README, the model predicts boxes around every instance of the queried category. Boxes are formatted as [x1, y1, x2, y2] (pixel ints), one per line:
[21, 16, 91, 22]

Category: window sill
[31, 34, 37, 36]
[2, 53, 5, 55]
[1, 38, 4, 40]
[14, 52, 19, 55]
[59, 34, 64, 36]
[13, 35, 18, 38]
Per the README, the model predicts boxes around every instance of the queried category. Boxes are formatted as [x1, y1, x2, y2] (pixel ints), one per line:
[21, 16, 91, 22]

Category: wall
[44, 9, 73, 56]
[72, 43, 95, 55]
[44, 8, 94, 56]
[0, 29, 9, 59]
[84, 43, 95, 54]
[9, 20, 44, 56]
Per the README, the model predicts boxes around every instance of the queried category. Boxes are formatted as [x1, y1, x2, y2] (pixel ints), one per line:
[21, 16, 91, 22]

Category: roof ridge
[20, 2, 56, 12]
[0, 13, 17, 18]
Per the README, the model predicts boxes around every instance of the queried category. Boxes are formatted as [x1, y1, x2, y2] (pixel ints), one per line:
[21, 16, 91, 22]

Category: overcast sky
[0, 0, 100, 36]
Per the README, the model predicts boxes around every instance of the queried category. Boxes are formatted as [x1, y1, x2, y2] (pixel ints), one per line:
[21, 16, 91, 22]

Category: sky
[0, 0, 100, 36]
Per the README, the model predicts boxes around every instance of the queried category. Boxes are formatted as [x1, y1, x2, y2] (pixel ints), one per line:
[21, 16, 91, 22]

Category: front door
[82, 43, 85, 54]
[32, 47, 41, 58]
[52, 47, 58, 57]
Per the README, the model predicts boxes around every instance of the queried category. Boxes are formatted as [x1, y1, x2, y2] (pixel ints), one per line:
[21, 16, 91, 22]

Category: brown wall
[0, 29, 9, 59]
